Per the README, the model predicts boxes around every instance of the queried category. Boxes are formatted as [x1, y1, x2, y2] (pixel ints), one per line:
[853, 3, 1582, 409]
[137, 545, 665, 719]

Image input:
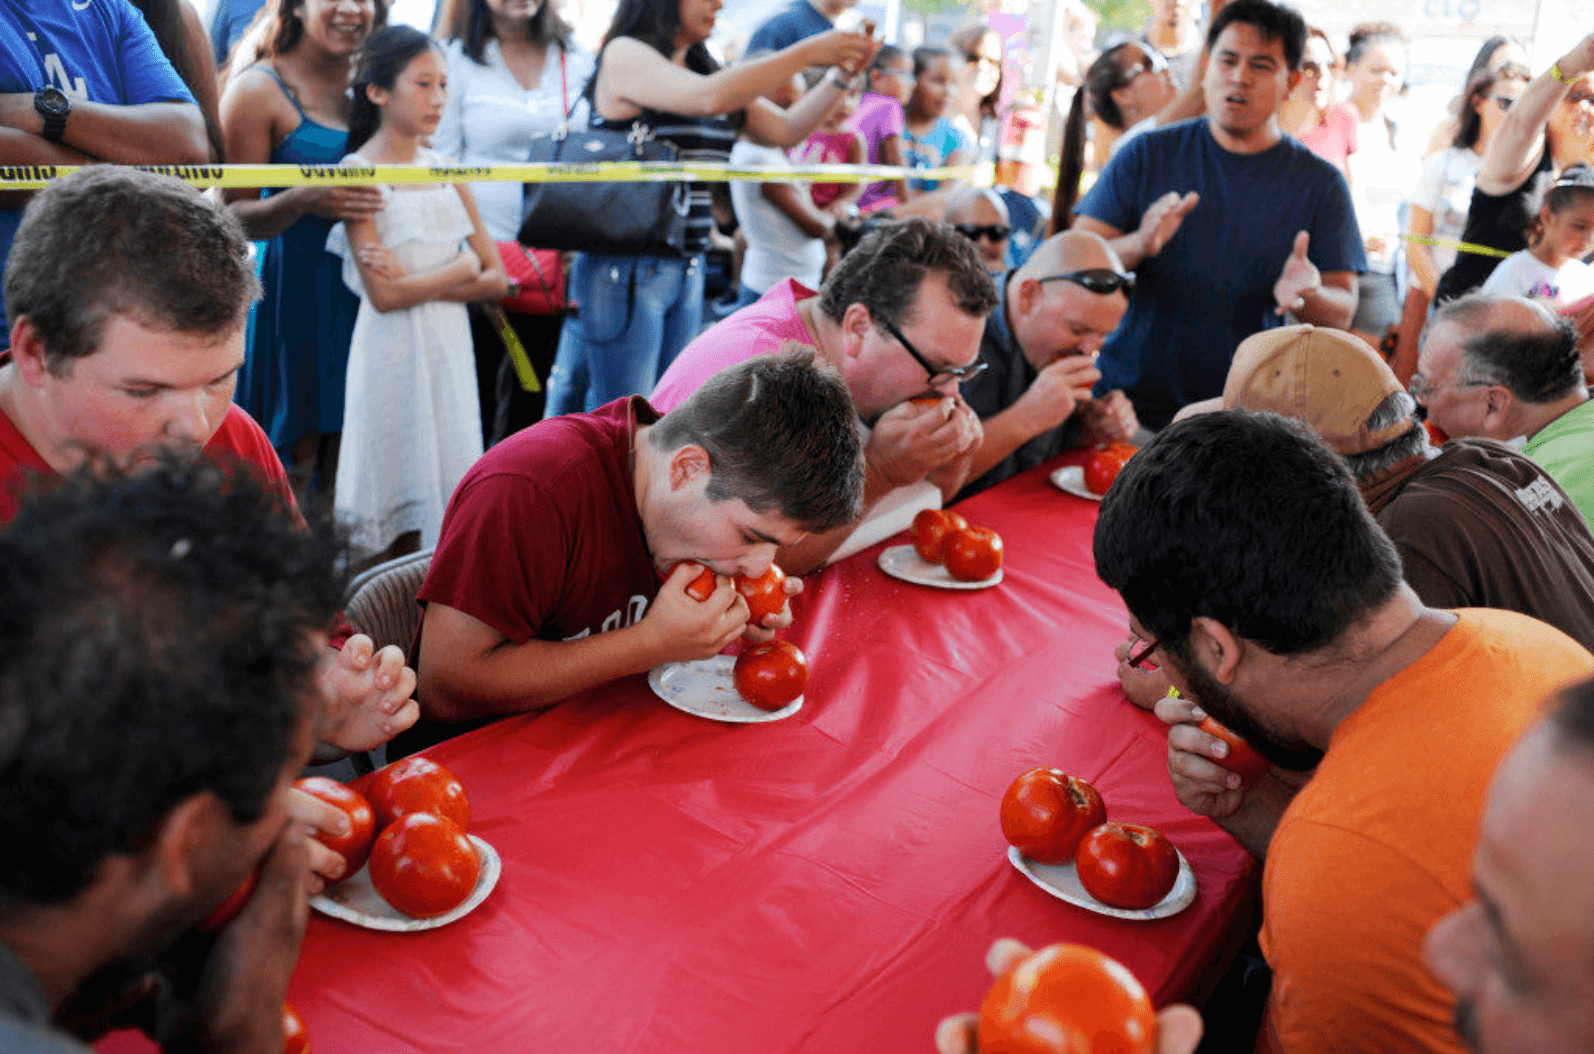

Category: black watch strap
[34, 87, 70, 144]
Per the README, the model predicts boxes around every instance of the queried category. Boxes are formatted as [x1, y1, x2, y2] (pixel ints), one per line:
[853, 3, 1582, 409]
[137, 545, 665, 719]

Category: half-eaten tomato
[1197, 717, 1272, 780]
[734, 564, 787, 624]
[999, 768, 1106, 865]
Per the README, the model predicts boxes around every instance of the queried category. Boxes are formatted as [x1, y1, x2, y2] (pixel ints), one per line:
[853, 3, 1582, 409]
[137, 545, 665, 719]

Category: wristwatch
[33, 86, 70, 144]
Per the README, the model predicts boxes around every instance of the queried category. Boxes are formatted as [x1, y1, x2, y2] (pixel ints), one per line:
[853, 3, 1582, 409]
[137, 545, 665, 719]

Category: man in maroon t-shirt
[0, 169, 417, 844]
[409, 349, 865, 747]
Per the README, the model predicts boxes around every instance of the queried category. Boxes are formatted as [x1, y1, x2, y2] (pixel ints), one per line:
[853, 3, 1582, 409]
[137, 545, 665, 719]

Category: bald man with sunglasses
[957, 229, 1141, 497]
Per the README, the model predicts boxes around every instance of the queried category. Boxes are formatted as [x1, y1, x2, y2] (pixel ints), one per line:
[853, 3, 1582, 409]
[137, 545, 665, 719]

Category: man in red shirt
[0, 168, 417, 845]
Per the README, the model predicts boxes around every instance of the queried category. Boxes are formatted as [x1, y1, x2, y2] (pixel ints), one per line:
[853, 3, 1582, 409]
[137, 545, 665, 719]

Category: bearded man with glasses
[955, 229, 1141, 497]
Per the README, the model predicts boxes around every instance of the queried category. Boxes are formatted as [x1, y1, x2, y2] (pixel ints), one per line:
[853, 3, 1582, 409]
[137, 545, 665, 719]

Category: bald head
[1017, 229, 1122, 281]
[1429, 293, 1583, 407]
[1005, 229, 1130, 369]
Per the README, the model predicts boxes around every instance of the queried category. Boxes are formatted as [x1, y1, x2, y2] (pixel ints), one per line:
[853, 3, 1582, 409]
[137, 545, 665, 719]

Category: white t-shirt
[728, 139, 826, 294]
[1347, 112, 1417, 274]
[1410, 146, 1484, 276]
[434, 38, 596, 242]
[1481, 249, 1594, 305]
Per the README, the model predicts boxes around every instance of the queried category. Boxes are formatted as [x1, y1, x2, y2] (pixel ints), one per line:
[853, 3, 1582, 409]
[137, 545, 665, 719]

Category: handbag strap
[513, 243, 558, 299]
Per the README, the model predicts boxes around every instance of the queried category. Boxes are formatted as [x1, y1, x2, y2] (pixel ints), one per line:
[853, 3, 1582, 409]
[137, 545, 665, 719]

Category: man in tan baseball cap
[1120, 323, 1594, 708]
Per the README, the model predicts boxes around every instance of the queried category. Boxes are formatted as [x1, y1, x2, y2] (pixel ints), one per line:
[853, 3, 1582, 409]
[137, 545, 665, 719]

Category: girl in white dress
[329, 26, 507, 560]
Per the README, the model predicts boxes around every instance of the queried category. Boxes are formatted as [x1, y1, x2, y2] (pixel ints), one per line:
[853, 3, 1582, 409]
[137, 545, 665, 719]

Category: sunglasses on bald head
[1036, 268, 1137, 296]
[954, 223, 1011, 242]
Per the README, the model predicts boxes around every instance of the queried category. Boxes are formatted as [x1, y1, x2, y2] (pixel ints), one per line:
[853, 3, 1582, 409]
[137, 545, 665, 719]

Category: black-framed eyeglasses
[954, 223, 1011, 242]
[1126, 636, 1161, 670]
[875, 315, 989, 386]
[1036, 268, 1137, 296]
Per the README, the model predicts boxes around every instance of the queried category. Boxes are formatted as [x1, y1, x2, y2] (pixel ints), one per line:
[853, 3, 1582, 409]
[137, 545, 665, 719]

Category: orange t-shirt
[1258, 608, 1594, 1054]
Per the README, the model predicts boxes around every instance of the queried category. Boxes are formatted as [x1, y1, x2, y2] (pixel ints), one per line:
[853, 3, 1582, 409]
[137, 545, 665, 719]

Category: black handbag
[518, 117, 692, 256]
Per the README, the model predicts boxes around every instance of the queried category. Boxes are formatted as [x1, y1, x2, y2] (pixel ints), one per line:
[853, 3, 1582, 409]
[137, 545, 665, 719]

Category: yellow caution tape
[0, 160, 974, 190]
[1394, 231, 1513, 260]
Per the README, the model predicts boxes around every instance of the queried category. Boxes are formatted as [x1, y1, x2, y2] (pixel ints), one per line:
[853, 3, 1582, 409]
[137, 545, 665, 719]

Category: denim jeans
[544, 251, 705, 417]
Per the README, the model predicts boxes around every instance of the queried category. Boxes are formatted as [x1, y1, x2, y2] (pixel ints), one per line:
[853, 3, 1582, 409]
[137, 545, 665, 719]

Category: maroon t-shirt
[415, 397, 662, 671]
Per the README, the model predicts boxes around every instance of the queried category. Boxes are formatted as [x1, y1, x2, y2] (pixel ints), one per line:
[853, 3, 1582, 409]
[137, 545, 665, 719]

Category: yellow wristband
[1553, 62, 1580, 85]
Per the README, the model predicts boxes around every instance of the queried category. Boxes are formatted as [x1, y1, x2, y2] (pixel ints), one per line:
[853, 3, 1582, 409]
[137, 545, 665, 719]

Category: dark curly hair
[650, 347, 865, 533]
[818, 217, 999, 332]
[1094, 410, 1403, 660]
[0, 454, 346, 909]
[3, 167, 259, 376]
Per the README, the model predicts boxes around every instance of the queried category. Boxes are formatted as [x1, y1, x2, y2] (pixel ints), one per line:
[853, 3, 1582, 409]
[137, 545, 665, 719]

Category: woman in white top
[1344, 21, 1417, 347]
[1407, 63, 1531, 298]
[433, 0, 595, 439]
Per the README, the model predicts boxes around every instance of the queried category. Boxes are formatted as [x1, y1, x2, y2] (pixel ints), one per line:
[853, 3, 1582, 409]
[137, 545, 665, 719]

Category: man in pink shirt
[653, 217, 999, 572]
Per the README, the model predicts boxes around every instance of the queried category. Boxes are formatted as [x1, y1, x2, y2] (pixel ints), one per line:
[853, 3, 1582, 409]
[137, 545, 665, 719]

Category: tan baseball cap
[1222, 324, 1410, 456]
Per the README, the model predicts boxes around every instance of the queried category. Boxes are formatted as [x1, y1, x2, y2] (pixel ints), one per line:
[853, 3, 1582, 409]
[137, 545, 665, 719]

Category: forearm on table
[419, 624, 672, 722]
[965, 403, 1053, 483]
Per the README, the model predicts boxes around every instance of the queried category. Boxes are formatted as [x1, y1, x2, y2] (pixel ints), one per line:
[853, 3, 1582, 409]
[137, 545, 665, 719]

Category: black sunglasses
[954, 223, 1011, 242]
[1036, 268, 1137, 296]
[875, 315, 989, 386]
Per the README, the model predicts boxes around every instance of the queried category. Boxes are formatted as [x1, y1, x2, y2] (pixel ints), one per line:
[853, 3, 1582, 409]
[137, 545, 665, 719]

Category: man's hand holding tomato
[1012, 352, 1101, 436]
[738, 571, 804, 645]
[934, 939, 1203, 1054]
[637, 562, 752, 663]
[286, 786, 355, 892]
[1080, 389, 1139, 446]
[1115, 635, 1172, 711]
[316, 633, 421, 754]
[868, 395, 982, 493]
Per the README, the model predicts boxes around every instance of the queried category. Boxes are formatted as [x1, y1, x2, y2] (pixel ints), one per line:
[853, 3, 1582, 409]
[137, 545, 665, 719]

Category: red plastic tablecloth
[101, 455, 1256, 1054]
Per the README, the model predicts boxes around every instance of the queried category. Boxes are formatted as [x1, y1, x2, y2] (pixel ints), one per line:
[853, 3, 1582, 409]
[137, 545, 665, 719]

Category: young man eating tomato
[401, 348, 864, 753]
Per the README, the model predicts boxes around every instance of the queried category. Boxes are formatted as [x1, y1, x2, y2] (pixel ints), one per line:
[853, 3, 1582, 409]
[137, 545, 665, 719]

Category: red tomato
[283, 1005, 309, 1054]
[362, 757, 470, 832]
[1083, 447, 1131, 496]
[1424, 419, 1448, 446]
[943, 526, 1004, 582]
[197, 864, 261, 932]
[733, 639, 808, 711]
[670, 561, 717, 602]
[911, 508, 968, 564]
[1197, 717, 1272, 780]
[734, 563, 787, 624]
[978, 943, 1157, 1054]
[368, 812, 481, 919]
[999, 768, 1107, 865]
[294, 776, 378, 877]
[1105, 441, 1138, 459]
[1076, 822, 1180, 910]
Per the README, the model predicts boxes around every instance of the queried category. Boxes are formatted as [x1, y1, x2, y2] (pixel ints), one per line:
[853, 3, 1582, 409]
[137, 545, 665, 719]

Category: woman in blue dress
[220, 0, 388, 491]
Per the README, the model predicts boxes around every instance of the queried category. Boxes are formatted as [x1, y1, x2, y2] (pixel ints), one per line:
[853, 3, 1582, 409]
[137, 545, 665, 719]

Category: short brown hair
[819, 217, 998, 332]
[4, 167, 259, 376]
[649, 347, 865, 533]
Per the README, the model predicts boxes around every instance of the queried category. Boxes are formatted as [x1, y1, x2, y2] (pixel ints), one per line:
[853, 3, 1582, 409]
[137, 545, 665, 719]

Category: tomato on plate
[670, 561, 717, 602]
[979, 943, 1157, 1054]
[1083, 446, 1133, 496]
[283, 1004, 309, 1054]
[198, 864, 261, 932]
[733, 639, 808, 711]
[1075, 822, 1180, 910]
[294, 776, 377, 877]
[999, 768, 1106, 865]
[943, 526, 1003, 582]
[361, 757, 470, 832]
[911, 508, 968, 564]
[1197, 717, 1272, 780]
[368, 812, 481, 919]
[734, 563, 787, 624]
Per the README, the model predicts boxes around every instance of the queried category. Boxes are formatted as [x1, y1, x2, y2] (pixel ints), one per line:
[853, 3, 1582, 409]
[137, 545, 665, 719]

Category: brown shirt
[1365, 438, 1594, 653]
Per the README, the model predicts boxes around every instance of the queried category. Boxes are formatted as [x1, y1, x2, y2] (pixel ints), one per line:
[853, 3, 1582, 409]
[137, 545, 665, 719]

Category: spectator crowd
[1, 0, 1594, 1052]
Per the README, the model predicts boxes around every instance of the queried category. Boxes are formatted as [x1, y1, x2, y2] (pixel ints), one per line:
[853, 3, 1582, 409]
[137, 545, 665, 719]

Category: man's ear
[145, 792, 228, 900]
[1481, 386, 1513, 435]
[1286, 69, 1302, 94]
[9, 316, 56, 388]
[839, 303, 873, 360]
[1188, 616, 1245, 685]
[667, 443, 712, 492]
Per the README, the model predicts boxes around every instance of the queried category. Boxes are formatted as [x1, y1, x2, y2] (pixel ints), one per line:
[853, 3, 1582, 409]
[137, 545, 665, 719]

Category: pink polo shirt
[650, 279, 820, 412]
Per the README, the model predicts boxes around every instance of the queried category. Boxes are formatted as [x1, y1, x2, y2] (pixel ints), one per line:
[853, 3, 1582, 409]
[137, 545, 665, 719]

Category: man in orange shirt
[1093, 411, 1594, 1054]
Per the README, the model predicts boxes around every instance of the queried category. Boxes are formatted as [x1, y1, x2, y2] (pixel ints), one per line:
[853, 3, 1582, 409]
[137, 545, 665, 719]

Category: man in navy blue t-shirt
[1074, 0, 1365, 429]
[746, 0, 856, 55]
[0, 0, 208, 340]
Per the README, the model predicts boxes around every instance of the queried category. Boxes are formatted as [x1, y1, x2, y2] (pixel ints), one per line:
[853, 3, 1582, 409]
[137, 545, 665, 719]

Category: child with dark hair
[852, 44, 913, 211]
[328, 25, 507, 563]
[1481, 166, 1594, 304]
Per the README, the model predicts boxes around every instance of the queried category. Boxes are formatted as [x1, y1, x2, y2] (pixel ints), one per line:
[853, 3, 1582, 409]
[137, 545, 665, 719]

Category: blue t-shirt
[1076, 118, 1365, 428]
[0, 0, 194, 335]
[745, 0, 832, 55]
[210, 0, 266, 65]
[905, 117, 970, 191]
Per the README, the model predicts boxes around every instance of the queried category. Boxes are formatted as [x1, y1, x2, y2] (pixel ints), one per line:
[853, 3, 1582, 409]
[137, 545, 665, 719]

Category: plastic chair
[335, 547, 434, 776]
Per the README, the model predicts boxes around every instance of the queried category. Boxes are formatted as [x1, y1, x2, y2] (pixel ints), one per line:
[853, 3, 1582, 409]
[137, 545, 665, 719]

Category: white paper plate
[311, 834, 499, 932]
[1050, 465, 1104, 502]
[876, 544, 1003, 590]
[1006, 844, 1196, 921]
[649, 655, 804, 722]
